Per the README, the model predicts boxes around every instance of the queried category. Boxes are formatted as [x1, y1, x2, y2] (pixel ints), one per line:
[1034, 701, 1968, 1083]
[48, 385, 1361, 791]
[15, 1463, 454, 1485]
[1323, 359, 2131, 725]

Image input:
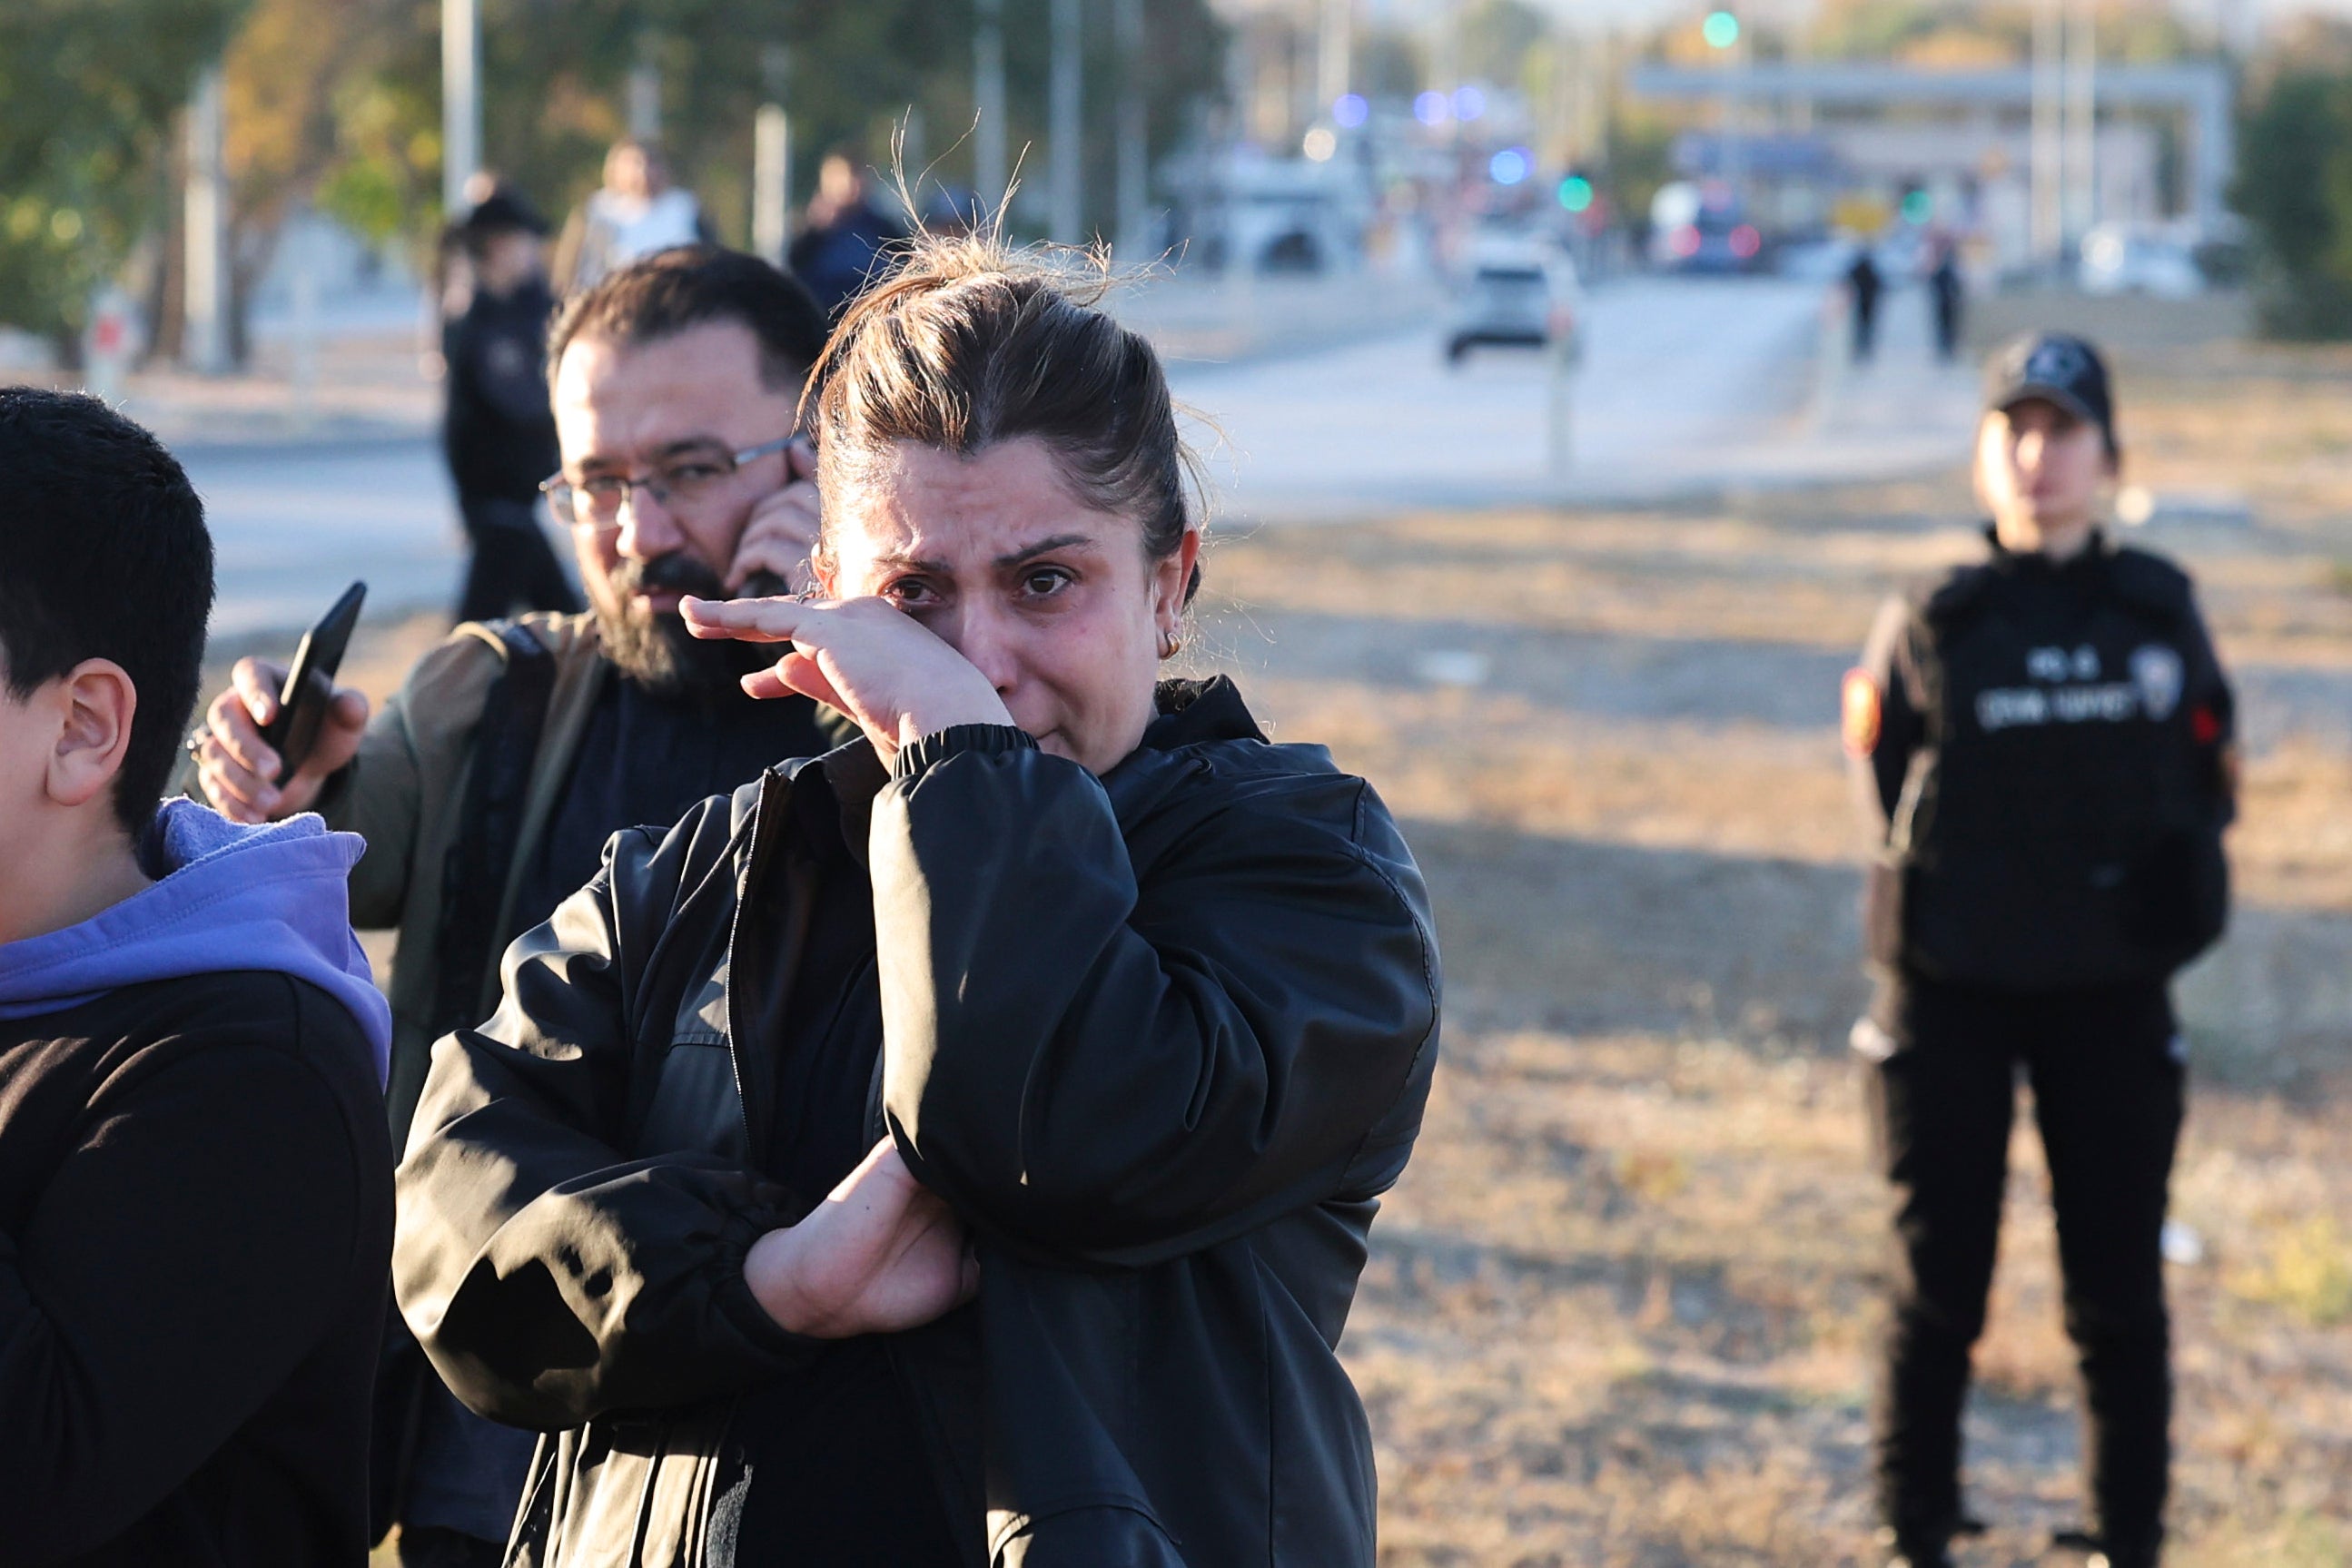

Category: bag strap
[430, 622, 558, 1041]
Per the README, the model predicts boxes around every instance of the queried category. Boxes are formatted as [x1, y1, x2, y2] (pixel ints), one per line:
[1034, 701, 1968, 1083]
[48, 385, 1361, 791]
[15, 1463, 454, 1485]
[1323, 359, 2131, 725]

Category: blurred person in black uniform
[1844, 333, 2236, 1568]
[787, 146, 906, 319]
[1927, 234, 1965, 363]
[443, 186, 581, 624]
[1849, 244, 1885, 362]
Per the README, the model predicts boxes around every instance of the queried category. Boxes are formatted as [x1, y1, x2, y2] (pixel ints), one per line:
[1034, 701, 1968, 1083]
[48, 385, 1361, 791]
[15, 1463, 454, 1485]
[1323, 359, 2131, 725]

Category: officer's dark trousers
[1865, 972, 2183, 1557]
[456, 493, 580, 625]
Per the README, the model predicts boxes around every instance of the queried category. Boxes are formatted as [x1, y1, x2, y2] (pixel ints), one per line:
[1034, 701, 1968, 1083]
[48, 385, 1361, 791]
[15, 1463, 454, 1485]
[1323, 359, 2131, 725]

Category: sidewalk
[114, 329, 440, 451]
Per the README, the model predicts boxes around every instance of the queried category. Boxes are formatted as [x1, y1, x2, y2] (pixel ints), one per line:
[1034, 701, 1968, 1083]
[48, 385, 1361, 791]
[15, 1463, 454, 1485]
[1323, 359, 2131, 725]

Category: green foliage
[0, 0, 1226, 341]
[2235, 65, 2352, 338]
[1460, 0, 1550, 90]
[0, 0, 248, 342]
[310, 0, 1225, 256]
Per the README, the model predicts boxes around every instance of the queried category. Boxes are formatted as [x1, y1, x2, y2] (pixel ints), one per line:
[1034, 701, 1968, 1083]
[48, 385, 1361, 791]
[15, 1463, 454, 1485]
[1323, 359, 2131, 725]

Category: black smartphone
[260, 580, 366, 784]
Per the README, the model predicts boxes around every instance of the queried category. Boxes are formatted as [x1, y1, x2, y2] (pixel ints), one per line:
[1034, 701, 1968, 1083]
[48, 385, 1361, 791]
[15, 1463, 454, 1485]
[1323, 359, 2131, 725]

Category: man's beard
[597, 553, 771, 703]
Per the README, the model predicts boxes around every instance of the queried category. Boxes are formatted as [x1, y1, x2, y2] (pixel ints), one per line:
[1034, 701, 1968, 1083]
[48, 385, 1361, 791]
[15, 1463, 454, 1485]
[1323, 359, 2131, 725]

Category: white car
[1448, 246, 1582, 364]
[2079, 223, 2204, 299]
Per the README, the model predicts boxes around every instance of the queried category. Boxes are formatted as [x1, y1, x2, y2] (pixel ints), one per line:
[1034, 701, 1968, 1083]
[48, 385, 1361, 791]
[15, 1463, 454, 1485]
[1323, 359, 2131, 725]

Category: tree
[307, 0, 1226, 261]
[2234, 59, 2352, 338]
[0, 0, 248, 358]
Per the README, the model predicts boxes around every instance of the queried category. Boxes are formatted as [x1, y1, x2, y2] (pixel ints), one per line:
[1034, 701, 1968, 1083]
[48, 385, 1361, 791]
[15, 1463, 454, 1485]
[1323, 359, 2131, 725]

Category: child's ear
[47, 660, 137, 811]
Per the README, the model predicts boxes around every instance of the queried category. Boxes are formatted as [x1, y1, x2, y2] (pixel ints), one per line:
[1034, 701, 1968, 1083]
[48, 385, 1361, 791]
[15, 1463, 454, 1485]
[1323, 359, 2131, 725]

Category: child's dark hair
[0, 388, 214, 835]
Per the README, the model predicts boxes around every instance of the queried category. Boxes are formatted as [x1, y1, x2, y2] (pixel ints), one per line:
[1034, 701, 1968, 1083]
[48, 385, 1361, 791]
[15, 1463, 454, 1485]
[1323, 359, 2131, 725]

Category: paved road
[1170, 274, 1976, 519]
[184, 439, 467, 639]
[188, 275, 1970, 636]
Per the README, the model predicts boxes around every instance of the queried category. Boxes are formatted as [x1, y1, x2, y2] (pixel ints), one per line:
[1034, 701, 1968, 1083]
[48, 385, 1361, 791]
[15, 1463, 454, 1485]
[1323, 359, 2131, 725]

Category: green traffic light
[1902, 189, 1933, 222]
[1558, 176, 1594, 213]
[1703, 10, 1740, 47]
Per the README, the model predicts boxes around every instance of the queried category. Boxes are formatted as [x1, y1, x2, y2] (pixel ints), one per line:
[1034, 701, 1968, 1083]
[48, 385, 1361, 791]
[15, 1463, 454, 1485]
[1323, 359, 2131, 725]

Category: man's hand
[191, 657, 370, 823]
[725, 437, 822, 597]
[744, 1140, 979, 1338]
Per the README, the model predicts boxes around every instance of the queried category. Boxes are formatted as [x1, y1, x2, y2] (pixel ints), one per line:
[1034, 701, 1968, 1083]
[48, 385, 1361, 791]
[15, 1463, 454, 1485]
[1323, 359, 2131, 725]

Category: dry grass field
[227, 328, 2352, 1568]
[1180, 339, 2352, 1567]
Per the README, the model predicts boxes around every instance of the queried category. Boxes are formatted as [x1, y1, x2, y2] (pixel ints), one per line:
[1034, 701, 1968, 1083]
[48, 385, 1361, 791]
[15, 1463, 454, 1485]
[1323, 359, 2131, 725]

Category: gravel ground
[1181, 343, 2352, 1566]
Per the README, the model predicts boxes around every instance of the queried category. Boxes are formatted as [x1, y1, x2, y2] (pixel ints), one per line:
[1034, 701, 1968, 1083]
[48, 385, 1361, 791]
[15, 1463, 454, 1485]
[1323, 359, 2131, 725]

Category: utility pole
[1117, 0, 1149, 255]
[1317, 0, 1352, 114]
[183, 64, 230, 374]
[974, 0, 1008, 219]
[753, 47, 791, 266]
[1050, 0, 1082, 242]
[441, 0, 479, 216]
[2063, 0, 2097, 255]
[628, 34, 662, 143]
[2031, 0, 2062, 269]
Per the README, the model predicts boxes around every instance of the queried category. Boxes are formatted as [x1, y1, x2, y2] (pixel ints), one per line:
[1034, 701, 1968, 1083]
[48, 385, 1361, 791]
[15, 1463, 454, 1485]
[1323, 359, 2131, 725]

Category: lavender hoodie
[0, 799, 390, 1084]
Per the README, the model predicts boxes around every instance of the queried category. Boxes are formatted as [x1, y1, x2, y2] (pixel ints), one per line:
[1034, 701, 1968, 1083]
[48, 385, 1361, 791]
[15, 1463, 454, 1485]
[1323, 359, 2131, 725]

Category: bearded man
[191, 247, 835, 1568]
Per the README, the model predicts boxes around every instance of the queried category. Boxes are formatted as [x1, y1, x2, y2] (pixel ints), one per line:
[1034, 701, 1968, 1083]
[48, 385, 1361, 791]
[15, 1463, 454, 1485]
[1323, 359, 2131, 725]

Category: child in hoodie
[0, 389, 394, 1565]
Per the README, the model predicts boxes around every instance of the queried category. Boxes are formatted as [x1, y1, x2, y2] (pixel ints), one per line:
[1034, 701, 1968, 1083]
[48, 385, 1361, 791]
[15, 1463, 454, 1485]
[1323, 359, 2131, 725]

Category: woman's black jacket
[391, 678, 1442, 1566]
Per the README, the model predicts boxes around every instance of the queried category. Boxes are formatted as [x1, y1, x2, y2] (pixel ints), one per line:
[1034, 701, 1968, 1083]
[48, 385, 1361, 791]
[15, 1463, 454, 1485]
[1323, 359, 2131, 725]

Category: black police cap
[1983, 331, 2115, 446]
[459, 186, 550, 240]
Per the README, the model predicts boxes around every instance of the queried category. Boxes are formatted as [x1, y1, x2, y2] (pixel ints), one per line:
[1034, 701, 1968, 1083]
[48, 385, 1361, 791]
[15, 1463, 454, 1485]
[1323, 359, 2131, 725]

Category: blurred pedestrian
[0, 388, 393, 1566]
[923, 182, 984, 239]
[1844, 334, 2236, 1568]
[1927, 235, 1964, 362]
[551, 139, 713, 295]
[788, 145, 906, 318]
[390, 233, 1440, 1568]
[189, 249, 835, 1568]
[1848, 244, 1884, 362]
[442, 185, 581, 624]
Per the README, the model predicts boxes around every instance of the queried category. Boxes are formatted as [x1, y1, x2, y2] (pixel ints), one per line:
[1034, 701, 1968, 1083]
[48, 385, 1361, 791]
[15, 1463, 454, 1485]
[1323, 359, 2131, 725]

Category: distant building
[1627, 62, 2230, 271]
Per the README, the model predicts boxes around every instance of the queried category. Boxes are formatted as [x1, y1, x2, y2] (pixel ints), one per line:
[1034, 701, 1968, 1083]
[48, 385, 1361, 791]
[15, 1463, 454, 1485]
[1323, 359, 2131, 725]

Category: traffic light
[1557, 173, 1595, 213]
[1703, 10, 1740, 47]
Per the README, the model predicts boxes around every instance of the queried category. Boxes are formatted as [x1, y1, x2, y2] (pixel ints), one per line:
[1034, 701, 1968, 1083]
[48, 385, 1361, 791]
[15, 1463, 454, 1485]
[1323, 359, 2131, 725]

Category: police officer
[442, 184, 581, 623]
[1844, 333, 2235, 1568]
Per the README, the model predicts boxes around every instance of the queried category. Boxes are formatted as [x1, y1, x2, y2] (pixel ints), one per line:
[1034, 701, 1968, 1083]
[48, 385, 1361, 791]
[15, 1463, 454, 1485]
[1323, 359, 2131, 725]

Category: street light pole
[1050, 0, 1082, 242]
[628, 54, 661, 143]
[753, 46, 791, 268]
[1117, 0, 1148, 256]
[1317, 0, 1352, 113]
[2064, 0, 2097, 256]
[974, 0, 1007, 220]
[2031, 0, 2061, 268]
[441, 0, 479, 216]
[183, 64, 229, 375]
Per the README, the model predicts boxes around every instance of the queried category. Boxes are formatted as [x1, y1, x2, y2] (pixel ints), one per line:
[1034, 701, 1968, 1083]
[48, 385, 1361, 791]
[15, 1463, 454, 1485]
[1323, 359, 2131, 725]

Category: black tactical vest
[1874, 542, 2227, 990]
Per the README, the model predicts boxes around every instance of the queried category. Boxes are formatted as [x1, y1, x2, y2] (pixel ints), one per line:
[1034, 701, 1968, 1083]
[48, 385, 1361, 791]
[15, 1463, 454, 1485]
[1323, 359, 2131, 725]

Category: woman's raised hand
[680, 593, 1013, 763]
[743, 1140, 980, 1338]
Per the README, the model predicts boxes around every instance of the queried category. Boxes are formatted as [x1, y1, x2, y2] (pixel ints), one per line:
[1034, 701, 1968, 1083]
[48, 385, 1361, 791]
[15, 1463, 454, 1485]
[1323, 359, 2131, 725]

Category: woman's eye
[1022, 567, 1074, 598]
[881, 577, 935, 606]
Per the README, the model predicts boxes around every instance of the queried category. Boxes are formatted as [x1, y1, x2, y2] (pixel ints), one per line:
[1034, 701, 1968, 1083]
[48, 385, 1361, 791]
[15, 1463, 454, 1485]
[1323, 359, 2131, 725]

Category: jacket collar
[1140, 676, 1267, 752]
[1981, 522, 2111, 580]
[759, 676, 1270, 864]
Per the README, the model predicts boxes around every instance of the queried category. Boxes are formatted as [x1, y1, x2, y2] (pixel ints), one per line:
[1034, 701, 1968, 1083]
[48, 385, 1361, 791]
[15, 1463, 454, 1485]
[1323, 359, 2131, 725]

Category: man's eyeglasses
[540, 435, 796, 532]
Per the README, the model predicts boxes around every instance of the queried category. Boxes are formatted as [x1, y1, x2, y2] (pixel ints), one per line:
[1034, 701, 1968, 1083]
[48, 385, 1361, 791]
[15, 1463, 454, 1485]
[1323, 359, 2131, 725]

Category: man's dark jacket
[392, 679, 1443, 1566]
[0, 973, 394, 1565]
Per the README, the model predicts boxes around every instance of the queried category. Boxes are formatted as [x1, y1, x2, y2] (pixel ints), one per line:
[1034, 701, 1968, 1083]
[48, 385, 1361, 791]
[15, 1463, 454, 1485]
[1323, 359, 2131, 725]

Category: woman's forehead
[832, 438, 1122, 560]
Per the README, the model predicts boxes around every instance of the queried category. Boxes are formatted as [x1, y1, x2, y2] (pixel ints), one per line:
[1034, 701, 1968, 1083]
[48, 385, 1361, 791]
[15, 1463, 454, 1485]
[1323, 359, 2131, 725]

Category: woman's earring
[1158, 628, 1183, 661]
